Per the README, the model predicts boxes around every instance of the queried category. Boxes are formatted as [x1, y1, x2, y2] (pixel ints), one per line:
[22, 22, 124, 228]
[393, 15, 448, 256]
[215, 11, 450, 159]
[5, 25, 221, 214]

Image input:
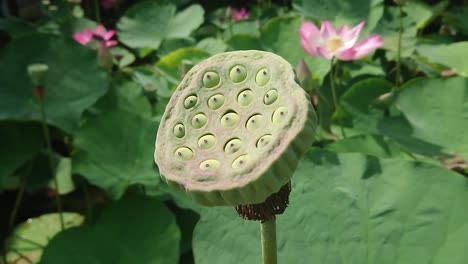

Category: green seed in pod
[175, 147, 193, 161]
[237, 89, 254, 106]
[272, 107, 288, 124]
[184, 95, 198, 109]
[229, 65, 247, 83]
[221, 111, 239, 128]
[192, 113, 207, 129]
[224, 138, 243, 154]
[198, 134, 216, 149]
[246, 114, 264, 131]
[173, 123, 185, 138]
[208, 94, 225, 110]
[202, 71, 220, 88]
[263, 89, 278, 105]
[255, 68, 270, 86]
[256, 134, 272, 148]
[232, 154, 250, 168]
[200, 159, 221, 170]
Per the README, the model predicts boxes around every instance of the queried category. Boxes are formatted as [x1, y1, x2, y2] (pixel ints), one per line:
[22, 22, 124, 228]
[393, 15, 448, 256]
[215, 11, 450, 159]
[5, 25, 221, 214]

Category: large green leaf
[117, 2, 204, 50]
[40, 197, 180, 264]
[416, 42, 468, 77]
[193, 150, 468, 263]
[340, 78, 393, 133]
[0, 34, 107, 132]
[260, 16, 330, 82]
[3, 213, 83, 263]
[326, 134, 407, 159]
[397, 77, 468, 159]
[373, 6, 418, 58]
[155, 48, 210, 84]
[0, 122, 43, 188]
[293, 0, 383, 33]
[72, 110, 159, 199]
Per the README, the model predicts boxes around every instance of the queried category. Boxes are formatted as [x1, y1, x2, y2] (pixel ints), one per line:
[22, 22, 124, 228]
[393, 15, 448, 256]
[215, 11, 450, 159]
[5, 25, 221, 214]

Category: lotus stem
[261, 220, 277, 264]
[38, 98, 65, 230]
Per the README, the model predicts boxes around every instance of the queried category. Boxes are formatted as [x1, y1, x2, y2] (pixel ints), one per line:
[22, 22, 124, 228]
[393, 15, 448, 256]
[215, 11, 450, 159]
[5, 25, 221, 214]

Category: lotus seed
[255, 68, 270, 86]
[272, 106, 289, 124]
[224, 138, 243, 153]
[174, 147, 193, 161]
[173, 123, 185, 138]
[184, 95, 198, 109]
[246, 114, 264, 131]
[221, 111, 240, 128]
[208, 94, 225, 110]
[256, 134, 272, 148]
[237, 89, 254, 106]
[200, 159, 221, 170]
[202, 71, 220, 88]
[229, 65, 247, 83]
[232, 154, 250, 168]
[192, 113, 208, 129]
[264, 89, 278, 105]
[198, 134, 217, 149]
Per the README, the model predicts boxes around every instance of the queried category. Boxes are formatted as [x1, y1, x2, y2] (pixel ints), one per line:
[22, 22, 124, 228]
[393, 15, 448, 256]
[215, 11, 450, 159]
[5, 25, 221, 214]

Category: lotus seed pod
[27, 63, 49, 87]
[155, 50, 317, 206]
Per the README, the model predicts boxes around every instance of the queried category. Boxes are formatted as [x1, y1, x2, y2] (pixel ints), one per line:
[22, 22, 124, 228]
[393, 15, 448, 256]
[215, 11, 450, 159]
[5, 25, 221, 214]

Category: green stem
[396, 4, 403, 86]
[329, 58, 345, 138]
[82, 181, 93, 223]
[261, 220, 277, 264]
[38, 99, 65, 230]
[8, 183, 26, 229]
[93, 0, 101, 23]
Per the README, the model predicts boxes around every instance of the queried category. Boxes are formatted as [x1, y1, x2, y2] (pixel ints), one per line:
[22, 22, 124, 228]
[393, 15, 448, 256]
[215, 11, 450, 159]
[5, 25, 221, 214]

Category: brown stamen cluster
[235, 180, 291, 221]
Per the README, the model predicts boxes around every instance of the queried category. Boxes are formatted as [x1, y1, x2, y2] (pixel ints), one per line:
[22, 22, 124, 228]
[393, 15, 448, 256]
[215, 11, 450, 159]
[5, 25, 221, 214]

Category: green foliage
[73, 109, 158, 199]
[0, 34, 107, 132]
[194, 150, 468, 264]
[4, 213, 84, 263]
[293, 0, 384, 32]
[40, 197, 180, 264]
[117, 2, 204, 50]
[397, 77, 468, 159]
[1, 0, 468, 263]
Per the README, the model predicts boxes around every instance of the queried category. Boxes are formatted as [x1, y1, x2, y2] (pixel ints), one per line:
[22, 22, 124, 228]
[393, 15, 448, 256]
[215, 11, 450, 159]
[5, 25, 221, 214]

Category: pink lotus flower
[229, 7, 249, 22]
[299, 20, 383, 61]
[73, 24, 118, 48]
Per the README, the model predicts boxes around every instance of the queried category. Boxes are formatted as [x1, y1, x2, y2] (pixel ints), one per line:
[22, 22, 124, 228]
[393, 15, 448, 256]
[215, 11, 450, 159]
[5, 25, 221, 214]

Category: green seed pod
[229, 65, 247, 83]
[184, 95, 198, 109]
[208, 94, 225, 110]
[246, 114, 263, 131]
[198, 134, 216, 149]
[224, 138, 243, 154]
[175, 147, 193, 161]
[272, 106, 288, 124]
[256, 134, 272, 148]
[221, 111, 240, 128]
[173, 123, 185, 138]
[202, 71, 220, 88]
[232, 154, 250, 168]
[155, 50, 317, 206]
[27, 63, 49, 87]
[237, 89, 254, 106]
[255, 68, 270, 86]
[263, 89, 278, 105]
[200, 159, 221, 170]
[192, 113, 207, 129]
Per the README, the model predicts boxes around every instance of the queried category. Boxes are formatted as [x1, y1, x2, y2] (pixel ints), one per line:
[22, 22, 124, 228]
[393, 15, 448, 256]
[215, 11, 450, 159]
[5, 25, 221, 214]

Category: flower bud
[27, 63, 49, 87]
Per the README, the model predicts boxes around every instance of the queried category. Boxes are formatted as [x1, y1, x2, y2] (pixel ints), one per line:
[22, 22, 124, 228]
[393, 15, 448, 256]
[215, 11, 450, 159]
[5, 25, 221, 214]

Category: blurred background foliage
[1, 0, 468, 263]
